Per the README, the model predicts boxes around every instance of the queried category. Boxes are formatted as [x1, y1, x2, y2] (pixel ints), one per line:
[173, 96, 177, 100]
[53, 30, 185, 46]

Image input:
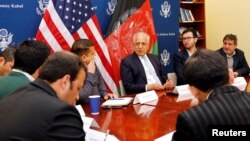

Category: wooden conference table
[83, 90, 194, 141]
[82, 76, 250, 141]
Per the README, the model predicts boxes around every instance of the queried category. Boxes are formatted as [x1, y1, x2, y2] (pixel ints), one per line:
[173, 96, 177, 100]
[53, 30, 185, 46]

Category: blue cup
[89, 95, 100, 115]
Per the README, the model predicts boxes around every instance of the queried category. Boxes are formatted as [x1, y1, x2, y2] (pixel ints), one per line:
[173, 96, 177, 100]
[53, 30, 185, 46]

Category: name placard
[232, 77, 247, 91]
[133, 90, 158, 104]
[175, 84, 195, 102]
[75, 105, 85, 116]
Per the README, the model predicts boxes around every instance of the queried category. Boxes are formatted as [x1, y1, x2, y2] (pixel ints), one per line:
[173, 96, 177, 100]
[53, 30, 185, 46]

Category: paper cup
[89, 95, 100, 115]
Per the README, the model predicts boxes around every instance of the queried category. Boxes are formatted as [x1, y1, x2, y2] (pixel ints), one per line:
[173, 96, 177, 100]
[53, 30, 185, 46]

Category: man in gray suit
[172, 49, 250, 141]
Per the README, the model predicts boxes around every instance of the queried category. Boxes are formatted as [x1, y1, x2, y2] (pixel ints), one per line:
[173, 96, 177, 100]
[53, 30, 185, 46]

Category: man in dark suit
[120, 31, 173, 94]
[173, 28, 198, 85]
[217, 34, 250, 77]
[172, 49, 250, 141]
[0, 51, 87, 141]
[0, 40, 50, 100]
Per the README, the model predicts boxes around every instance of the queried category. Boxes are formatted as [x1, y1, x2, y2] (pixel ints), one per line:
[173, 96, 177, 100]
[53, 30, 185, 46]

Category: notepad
[101, 97, 133, 108]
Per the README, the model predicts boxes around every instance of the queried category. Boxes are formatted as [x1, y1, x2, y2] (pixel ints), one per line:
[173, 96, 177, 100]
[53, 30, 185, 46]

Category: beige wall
[206, 0, 250, 64]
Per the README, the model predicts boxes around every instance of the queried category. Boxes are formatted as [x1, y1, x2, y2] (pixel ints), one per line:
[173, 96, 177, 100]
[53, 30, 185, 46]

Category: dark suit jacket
[172, 86, 250, 141]
[173, 49, 190, 85]
[217, 48, 250, 76]
[0, 79, 85, 141]
[120, 52, 167, 94]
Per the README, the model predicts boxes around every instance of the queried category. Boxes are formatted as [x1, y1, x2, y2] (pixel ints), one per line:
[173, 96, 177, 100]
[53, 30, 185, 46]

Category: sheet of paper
[232, 77, 247, 91]
[133, 90, 158, 104]
[75, 105, 85, 116]
[154, 131, 175, 141]
[82, 117, 100, 132]
[85, 129, 106, 141]
[105, 134, 120, 141]
[85, 128, 119, 141]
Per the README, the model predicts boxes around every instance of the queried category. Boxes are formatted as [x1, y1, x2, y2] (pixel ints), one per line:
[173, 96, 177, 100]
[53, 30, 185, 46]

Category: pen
[110, 98, 124, 100]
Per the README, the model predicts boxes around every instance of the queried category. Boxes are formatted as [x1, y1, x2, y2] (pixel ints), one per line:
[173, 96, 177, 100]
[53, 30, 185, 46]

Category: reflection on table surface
[82, 91, 193, 141]
[245, 75, 250, 92]
[82, 75, 250, 141]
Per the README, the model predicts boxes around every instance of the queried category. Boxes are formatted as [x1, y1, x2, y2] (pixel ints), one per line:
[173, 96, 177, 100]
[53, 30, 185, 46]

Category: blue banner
[150, 0, 179, 73]
[0, 0, 45, 51]
[92, 0, 115, 37]
[0, 0, 179, 73]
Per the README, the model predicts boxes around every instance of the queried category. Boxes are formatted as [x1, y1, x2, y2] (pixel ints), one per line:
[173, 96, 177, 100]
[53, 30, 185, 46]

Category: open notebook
[101, 97, 133, 108]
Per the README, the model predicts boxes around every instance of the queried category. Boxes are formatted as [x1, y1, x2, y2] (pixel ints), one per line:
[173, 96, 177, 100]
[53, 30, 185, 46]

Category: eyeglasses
[182, 37, 194, 41]
[135, 42, 147, 46]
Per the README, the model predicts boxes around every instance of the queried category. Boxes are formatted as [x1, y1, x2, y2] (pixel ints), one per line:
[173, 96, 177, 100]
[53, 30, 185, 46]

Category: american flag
[36, 0, 118, 94]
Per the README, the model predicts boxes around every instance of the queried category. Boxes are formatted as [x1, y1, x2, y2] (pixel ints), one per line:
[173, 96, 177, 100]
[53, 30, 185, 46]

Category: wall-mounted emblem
[0, 29, 13, 51]
[106, 0, 117, 15]
[160, 1, 171, 18]
[36, 0, 49, 16]
[160, 49, 170, 66]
